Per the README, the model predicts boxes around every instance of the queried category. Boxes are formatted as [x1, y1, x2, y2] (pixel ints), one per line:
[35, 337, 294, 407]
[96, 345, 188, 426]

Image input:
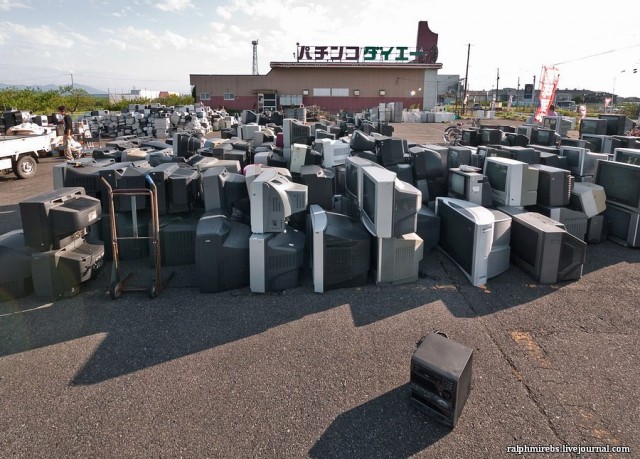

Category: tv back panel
[373, 233, 423, 285]
[570, 182, 606, 218]
[530, 164, 574, 207]
[249, 227, 305, 293]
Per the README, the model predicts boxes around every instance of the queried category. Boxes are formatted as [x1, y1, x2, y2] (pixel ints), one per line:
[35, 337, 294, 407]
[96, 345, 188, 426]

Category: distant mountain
[0, 83, 108, 95]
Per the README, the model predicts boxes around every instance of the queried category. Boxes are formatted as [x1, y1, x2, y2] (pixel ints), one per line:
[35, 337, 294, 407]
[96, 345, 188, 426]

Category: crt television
[603, 203, 640, 248]
[308, 205, 371, 293]
[360, 167, 421, 238]
[559, 146, 608, 177]
[613, 147, 640, 166]
[249, 169, 308, 233]
[343, 155, 383, 204]
[447, 168, 492, 207]
[594, 160, 640, 213]
[530, 164, 574, 207]
[483, 157, 539, 207]
[19, 187, 102, 251]
[195, 212, 251, 293]
[507, 211, 586, 284]
[435, 197, 495, 287]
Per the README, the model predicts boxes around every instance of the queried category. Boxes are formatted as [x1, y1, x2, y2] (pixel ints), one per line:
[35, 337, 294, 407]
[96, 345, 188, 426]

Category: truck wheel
[13, 155, 38, 179]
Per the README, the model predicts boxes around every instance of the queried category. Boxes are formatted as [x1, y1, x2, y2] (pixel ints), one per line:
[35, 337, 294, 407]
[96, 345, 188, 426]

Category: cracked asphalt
[1, 120, 638, 458]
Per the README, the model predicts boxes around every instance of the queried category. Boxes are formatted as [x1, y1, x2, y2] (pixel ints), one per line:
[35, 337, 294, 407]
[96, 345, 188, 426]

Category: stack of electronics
[1, 188, 105, 300]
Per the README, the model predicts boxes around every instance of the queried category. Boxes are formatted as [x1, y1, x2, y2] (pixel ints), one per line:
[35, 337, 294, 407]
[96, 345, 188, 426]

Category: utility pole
[252, 40, 259, 75]
[517, 76, 520, 107]
[532, 75, 536, 109]
[70, 73, 74, 89]
[463, 43, 470, 115]
[495, 68, 500, 108]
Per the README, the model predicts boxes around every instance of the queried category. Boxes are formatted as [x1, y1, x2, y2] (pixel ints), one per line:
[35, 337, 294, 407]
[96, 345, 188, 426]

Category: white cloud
[215, 6, 232, 20]
[155, 0, 193, 12]
[0, 22, 74, 48]
[0, 0, 32, 11]
[105, 38, 127, 51]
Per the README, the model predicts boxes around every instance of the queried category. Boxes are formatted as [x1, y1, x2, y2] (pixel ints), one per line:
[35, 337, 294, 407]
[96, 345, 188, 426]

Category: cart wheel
[149, 283, 158, 299]
[110, 281, 122, 300]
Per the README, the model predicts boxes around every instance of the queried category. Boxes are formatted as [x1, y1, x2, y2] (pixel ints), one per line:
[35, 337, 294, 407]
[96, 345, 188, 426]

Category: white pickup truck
[0, 129, 58, 179]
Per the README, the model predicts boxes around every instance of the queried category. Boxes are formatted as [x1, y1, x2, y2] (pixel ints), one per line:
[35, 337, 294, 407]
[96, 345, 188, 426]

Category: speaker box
[410, 332, 473, 427]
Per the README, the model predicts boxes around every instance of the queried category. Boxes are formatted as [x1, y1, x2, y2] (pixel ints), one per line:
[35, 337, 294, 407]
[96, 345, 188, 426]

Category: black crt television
[447, 146, 473, 170]
[531, 128, 559, 147]
[300, 165, 335, 211]
[460, 129, 480, 147]
[195, 212, 251, 293]
[376, 136, 405, 167]
[594, 160, 640, 213]
[308, 205, 371, 292]
[530, 164, 574, 207]
[201, 166, 248, 215]
[479, 128, 503, 145]
[249, 225, 306, 293]
[19, 187, 102, 251]
[559, 146, 609, 177]
[598, 114, 634, 136]
[506, 211, 586, 284]
[579, 117, 607, 136]
[603, 203, 640, 248]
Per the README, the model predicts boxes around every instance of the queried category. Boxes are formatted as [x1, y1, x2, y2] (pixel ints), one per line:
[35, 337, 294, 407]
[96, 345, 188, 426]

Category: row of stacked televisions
[2, 113, 640, 302]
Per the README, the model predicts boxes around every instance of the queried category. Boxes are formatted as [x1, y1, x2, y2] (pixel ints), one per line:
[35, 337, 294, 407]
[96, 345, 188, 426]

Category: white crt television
[360, 166, 421, 238]
[314, 138, 351, 168]
[435, 197, 495, 287]
[483, 156, 539, 207]
[249, 169, 308, 233]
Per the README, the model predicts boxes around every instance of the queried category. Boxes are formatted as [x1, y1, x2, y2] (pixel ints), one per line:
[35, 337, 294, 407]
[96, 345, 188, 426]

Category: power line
[553, 43, 640, 66]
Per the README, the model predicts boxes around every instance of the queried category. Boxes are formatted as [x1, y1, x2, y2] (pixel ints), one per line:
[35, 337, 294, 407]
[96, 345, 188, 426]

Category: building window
[353, 89, 360, 96]
[379, 89, 386, 96]
[313, 88, 331, 97]
[302, 89, 309, 96]
[331, 88, 349, 97]
[223, 93, 235, 100]
[200, 92, 211, 101]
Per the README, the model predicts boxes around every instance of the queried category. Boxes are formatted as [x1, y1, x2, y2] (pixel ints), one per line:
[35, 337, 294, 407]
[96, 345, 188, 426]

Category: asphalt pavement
[0, 120, 638, 458]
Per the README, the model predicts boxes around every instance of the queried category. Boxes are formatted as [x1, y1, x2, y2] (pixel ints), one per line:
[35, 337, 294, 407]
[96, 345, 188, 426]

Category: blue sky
[1, 0, 639, 97]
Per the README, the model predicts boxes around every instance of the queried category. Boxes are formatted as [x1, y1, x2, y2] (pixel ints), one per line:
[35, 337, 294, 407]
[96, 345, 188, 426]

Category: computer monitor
[447, 168, 492, 207]
[249, 225, 306, 293]
[579, 117, 607, 136]
[506, 211, 586, 284]
[249, 168, 308, 233]
[613, 147, 640, 166]
[350, 130, 377, 152]
[308, 205, 371, 293]
[529, 164, 573, 207]
[559, 146, 608, 177]
[360, 167, 421, 238]
[410, 147, 444, 181]
[483, 157, 539, 207]
[195, 212, 251, 293]
[435, 197, 495, 287]
[594, 160, 640, 213]
[19, 187, 102, 251]
[570, 182, 607, 218]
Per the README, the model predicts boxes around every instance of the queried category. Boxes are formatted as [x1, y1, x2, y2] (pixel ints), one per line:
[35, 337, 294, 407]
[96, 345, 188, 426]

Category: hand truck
[101, 175, 173, 299]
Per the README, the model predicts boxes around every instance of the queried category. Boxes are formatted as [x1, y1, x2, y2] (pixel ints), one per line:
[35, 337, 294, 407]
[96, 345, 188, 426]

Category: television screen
[599, 114, 633, 136]
[484, 160, 508, 192]
[343, 155, 382, 204]
[603, 203, 640, 247]
[595, 160, 640, 212]
[449, 172, 466, 196]
[579, 118, 607, 136]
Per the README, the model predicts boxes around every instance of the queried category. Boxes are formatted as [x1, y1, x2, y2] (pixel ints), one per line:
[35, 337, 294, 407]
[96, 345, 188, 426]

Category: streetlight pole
[463, 43, 470, 115]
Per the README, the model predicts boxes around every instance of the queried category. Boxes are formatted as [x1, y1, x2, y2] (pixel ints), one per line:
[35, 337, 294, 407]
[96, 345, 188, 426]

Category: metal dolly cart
[101, 175, 173, 299]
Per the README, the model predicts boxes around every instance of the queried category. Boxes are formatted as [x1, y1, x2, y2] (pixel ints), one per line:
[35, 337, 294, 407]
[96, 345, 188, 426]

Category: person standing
[547, 104, 558, 117]
[58, 105, 77, 160]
